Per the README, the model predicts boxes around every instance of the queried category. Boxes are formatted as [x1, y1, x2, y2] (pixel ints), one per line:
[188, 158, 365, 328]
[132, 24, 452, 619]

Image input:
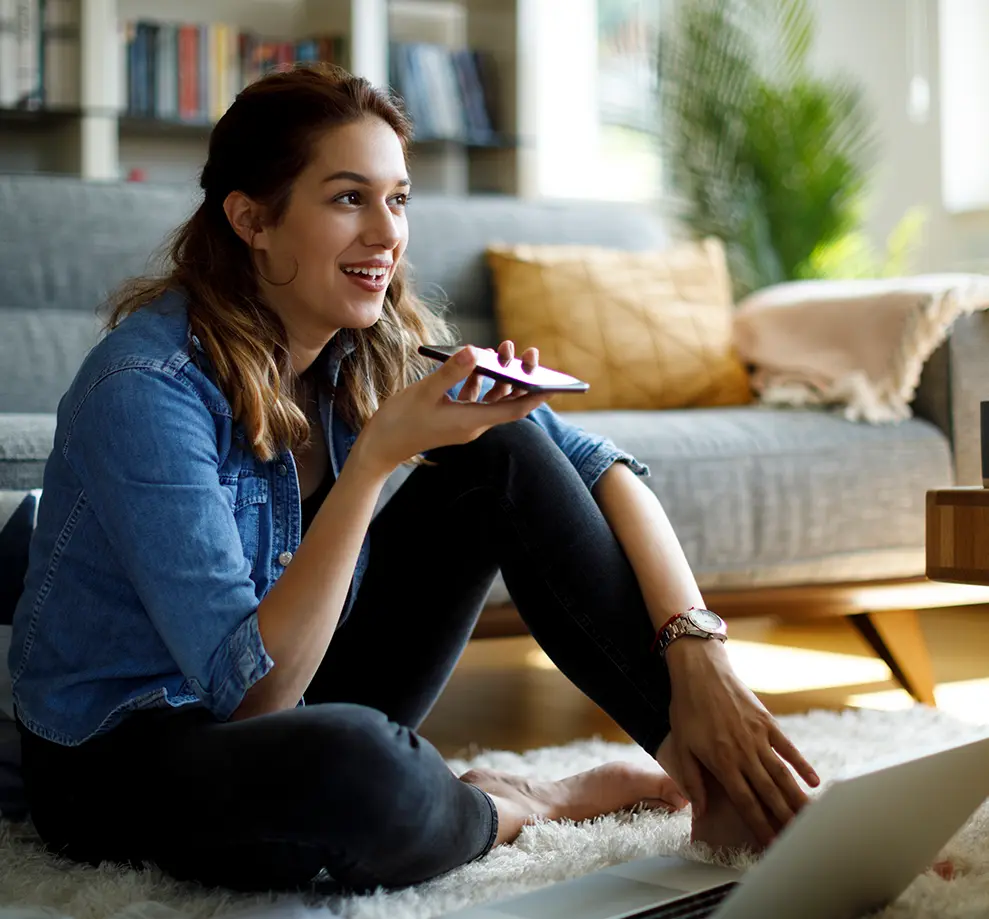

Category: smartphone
[418, 344, 590, 394]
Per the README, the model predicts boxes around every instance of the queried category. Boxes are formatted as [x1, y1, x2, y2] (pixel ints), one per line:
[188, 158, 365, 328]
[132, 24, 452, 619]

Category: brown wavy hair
[102, 63, 457, 464]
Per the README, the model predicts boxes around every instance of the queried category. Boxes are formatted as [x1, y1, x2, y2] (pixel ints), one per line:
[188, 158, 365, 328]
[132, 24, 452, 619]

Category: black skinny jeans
[17, 418, 674, 893]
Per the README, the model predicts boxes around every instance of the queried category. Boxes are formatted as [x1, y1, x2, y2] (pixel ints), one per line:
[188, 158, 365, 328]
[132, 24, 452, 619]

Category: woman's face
[256, 117, 410, 342]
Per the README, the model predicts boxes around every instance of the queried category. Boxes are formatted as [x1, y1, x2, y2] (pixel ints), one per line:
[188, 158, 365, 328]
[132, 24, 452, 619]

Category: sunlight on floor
[723, 641, 891, 693]
[526, 640, 891, 693]
[848, 678, 989, 726]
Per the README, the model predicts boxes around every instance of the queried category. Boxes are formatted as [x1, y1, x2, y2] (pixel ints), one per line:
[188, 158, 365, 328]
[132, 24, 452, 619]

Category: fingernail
[457, 347, 473, 364]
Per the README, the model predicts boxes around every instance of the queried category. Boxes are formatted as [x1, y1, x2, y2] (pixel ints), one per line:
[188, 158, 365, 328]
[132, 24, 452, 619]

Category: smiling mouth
[341, 266, 390, 279]
[340, 264, 391, 292]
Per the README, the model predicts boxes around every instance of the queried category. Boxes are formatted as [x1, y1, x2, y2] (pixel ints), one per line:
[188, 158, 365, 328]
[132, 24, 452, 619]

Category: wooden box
[927, 487, 989, 586]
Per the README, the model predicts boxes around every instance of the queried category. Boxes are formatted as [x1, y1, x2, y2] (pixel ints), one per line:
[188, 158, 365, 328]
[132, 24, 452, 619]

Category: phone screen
[418, 345, 589, 393]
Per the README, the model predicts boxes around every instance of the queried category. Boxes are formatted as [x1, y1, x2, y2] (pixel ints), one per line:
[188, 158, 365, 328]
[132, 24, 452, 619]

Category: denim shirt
[9, 289, 649, 746]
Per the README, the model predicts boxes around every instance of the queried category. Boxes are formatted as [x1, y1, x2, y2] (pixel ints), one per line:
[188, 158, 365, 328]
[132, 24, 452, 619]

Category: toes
[460, 768, 497, 787]
[639, 796, 688, 813]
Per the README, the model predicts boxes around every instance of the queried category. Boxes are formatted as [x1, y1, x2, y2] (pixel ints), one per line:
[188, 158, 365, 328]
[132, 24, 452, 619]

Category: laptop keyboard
[630, 882, 738, 918]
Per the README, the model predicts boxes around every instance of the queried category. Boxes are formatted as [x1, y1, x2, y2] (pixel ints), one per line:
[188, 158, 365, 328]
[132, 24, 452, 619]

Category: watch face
[688, 608, 724, 633]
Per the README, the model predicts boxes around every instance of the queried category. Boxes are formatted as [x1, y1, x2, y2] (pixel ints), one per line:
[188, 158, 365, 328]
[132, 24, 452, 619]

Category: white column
[79, 0, 120, 179]
[939, 0, 989, 212]
[516, 0, 599, 199]
[350, 0, 389, 87]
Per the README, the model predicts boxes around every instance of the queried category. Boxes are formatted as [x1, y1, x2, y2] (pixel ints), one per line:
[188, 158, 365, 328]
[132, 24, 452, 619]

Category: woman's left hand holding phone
[456, 340, 539, 403]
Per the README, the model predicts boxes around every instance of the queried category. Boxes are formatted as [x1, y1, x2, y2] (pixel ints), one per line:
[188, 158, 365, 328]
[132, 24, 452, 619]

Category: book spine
[226, 23, 238, 108]
[401, 44, 430, 139]
[455, 48, 493, 143]
[167, 22, 179, 121]
[177, 24, 195, 121]
[238, 31, 250, 88]
[197, 22, 207, 120]
[218, 22, 228, 119]
[421, 46, 452, 139]
[40, 0, 53, 107]
[14, 0, 41, 109]
[145, 21, 158, 118]
[207, 22, 219, 122]
[62, 0, 78, 108]
[472, 50, 500, 136]
[154, 21, 168, 120]
[0, 0, 15, 107]
[132, 21, 145, 116]
[116, 17, 128, 112]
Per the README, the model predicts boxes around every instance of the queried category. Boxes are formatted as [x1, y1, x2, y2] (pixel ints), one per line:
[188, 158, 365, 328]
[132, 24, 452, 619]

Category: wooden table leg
[848, 610, 937, 706]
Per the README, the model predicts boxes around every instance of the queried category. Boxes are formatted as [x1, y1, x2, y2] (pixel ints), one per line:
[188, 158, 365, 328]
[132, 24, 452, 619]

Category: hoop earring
[249, 229, 299, 287]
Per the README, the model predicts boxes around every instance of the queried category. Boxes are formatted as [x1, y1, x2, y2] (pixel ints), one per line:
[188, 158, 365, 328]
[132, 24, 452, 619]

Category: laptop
[443, 733, 989, 919]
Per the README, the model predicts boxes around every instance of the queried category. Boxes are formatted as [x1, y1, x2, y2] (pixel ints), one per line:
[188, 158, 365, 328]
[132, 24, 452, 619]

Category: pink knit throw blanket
[732, 275, 989, 422]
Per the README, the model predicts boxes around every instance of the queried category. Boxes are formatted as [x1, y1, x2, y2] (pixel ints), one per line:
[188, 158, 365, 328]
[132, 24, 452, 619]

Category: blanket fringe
[757, 282, 987, 424]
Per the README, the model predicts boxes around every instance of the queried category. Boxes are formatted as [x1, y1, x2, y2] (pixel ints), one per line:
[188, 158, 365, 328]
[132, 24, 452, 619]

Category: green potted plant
[657, 0, 924, 299]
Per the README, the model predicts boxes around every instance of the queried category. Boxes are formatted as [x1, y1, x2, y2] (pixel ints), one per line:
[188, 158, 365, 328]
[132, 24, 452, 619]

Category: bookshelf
[0, 0, 523, 194]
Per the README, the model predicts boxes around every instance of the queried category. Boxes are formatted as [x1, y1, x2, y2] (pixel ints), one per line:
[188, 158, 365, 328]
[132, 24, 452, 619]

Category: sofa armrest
[913, 311, 989, 485]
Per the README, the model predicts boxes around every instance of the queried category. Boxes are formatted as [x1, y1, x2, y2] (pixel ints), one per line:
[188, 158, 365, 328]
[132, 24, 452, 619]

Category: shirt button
[276, 464, 287, 476]
[278, 551, 294, 566]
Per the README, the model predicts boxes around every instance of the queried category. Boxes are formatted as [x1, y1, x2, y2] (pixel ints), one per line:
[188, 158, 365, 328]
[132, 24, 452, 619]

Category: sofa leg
[847, 610, 937, 706]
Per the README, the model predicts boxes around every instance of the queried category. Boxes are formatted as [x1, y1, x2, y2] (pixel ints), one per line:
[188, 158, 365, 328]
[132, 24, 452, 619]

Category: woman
[8, 65, 818, 894]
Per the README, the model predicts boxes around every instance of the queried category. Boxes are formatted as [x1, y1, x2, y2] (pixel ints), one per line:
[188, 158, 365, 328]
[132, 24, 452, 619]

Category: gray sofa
[0, 174, 987, 817]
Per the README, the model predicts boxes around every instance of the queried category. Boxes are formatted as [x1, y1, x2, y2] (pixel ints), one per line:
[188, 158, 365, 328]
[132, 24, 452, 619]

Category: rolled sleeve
[63, 365, 274, 722]
[211, 610, 276, 722]
[525, 402, 651, 491]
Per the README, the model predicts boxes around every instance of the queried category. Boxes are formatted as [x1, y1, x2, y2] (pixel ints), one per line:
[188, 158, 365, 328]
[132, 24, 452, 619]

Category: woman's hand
[456, 339, 540, 403]
[656, 639, 820, 849]
[354, 344, 549, 478]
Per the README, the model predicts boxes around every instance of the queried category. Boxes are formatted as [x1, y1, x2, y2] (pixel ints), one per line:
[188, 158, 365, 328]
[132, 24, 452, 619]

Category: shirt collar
[314, 327, 357, 380]
[190, 325, 357, 369]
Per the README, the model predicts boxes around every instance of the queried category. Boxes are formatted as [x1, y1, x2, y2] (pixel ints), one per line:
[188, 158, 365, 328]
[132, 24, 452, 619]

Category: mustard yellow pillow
[485, 239, 752, 412]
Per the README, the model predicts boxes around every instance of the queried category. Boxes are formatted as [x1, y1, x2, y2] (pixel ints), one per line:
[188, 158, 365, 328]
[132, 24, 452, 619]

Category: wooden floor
[418, 607, 989, 759]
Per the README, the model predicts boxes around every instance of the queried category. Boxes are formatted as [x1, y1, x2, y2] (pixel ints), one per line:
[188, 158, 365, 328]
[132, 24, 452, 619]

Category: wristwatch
[653, 607, 728, 656]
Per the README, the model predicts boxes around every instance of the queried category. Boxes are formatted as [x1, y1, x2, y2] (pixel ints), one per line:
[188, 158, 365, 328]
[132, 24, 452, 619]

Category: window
[596, 0, 662, 201]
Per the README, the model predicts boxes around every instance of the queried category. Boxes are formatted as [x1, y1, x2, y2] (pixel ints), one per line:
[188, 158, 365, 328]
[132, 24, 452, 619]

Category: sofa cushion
[0, 414, 55, 490]
[0, 175, 198, 316]
[0, 308, 104, 414]
[0, 175, 670, 350]
[403, 195, 670, 348]
[486, 239, 752, 413]
[482, 405, 953, 601]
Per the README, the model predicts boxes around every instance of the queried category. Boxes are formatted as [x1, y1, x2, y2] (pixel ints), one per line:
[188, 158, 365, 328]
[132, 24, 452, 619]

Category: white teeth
[343, 266, 389, 278]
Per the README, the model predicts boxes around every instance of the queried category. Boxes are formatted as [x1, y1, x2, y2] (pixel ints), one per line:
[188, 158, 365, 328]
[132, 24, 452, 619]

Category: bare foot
[688, 764, 774, 853]
[689, 781, 765, 852]
[460, 761, 687, 846]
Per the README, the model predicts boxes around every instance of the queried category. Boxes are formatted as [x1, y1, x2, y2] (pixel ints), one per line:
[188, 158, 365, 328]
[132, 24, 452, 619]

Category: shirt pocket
[225, 474, 269, 568]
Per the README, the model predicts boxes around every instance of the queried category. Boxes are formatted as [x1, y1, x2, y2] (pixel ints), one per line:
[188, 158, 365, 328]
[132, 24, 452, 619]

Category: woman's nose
[362, 204, 403, 250]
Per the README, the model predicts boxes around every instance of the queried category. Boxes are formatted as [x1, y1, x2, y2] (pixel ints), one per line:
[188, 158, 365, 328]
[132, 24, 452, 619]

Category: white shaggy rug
[1, 707, 988, 919]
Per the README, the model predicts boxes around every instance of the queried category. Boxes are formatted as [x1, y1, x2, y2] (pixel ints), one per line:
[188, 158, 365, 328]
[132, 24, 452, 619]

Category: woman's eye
[391, 193, 410, 207]
[335, 192, 361, 206]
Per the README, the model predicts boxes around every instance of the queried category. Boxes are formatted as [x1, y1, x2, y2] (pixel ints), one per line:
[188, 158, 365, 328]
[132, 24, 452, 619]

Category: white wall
[516, 0, 600, 198]
[808, 0, 989, 273]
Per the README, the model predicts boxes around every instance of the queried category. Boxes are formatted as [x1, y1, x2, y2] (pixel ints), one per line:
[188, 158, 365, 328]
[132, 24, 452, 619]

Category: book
[42, 0, 79, 108]
[390, 42, 495, 145]
[155, 23, 177, 121]
[177, 24, 197, 121]
[119, 19, 348, 126]
[14, 0, 41, 109]
[0, 0, 18, 107]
